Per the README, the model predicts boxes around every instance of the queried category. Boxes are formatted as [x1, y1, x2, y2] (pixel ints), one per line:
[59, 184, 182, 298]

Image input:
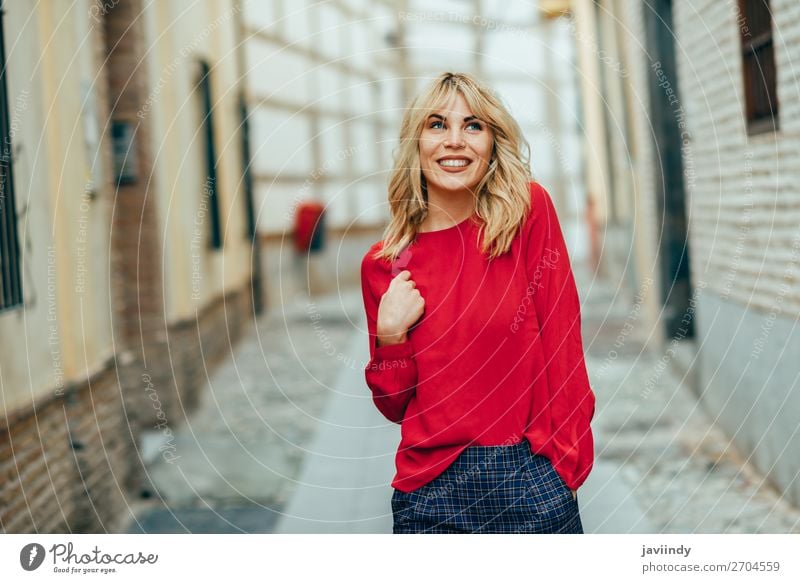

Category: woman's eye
[427, 119, 482, 130]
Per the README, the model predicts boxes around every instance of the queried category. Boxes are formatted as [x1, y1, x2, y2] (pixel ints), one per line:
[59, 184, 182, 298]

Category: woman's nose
[443, 128, 465, 148]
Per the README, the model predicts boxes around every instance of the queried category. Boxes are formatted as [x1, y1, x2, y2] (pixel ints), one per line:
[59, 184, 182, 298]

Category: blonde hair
[374, 72, 533, 262]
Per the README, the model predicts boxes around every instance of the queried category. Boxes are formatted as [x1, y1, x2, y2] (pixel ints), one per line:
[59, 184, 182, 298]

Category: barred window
[738, 0, 779, 135]
[0, 7, 23, 311]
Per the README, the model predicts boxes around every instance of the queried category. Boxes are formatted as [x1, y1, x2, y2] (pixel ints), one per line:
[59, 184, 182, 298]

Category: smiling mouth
[437, 158, 471, 169]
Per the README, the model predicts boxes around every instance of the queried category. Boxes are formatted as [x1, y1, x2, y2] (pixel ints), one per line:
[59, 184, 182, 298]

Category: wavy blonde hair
[373, 72, 533, 263]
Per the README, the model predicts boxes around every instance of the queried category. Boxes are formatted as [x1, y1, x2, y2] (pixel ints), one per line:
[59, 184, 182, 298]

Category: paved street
[124, 265, 800, 534]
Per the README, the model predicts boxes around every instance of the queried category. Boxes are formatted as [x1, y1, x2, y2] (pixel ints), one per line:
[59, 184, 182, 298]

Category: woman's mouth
[437, 157, 471, 171]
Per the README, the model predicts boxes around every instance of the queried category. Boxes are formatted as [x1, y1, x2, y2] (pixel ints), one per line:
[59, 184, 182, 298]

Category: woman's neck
[420, 192, 476, 232]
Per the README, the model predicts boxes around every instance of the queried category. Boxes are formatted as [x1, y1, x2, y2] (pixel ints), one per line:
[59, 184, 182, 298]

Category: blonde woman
[360, 72, 596, 534]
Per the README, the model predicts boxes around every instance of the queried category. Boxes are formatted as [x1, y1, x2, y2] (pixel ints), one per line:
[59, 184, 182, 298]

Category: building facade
[573, 0, 800, 505]
[0, 0, 255, 532]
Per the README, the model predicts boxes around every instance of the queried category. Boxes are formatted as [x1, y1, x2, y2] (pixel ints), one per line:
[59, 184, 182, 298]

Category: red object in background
[293, 201, 325, 252]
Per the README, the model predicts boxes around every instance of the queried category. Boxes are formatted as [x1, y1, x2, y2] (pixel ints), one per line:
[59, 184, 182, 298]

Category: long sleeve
[360, 253, 418, 424]
[525, 183, 596, 490]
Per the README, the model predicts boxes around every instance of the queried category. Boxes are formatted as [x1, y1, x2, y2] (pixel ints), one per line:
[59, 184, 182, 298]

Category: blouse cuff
[373, 339, 415, 361]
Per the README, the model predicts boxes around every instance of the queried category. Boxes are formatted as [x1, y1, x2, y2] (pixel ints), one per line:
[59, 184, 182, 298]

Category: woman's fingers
[391, 270, 417, 292]
[392, 270, 411, 283]
[378, 270, 425, 340]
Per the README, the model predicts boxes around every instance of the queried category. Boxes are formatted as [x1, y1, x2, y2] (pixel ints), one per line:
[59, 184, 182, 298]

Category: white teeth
[439, 159, 469, 167]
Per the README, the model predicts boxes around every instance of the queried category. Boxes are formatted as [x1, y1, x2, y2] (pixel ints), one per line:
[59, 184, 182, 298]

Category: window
[197, 60, 223, 249]
[0, 7, 23, 311]
[738, 0, 779, 135]
[239, 91, 256, 240]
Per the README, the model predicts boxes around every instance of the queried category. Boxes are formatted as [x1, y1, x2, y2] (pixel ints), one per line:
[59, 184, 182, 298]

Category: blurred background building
[1, 0, 798, 534]
[0, 0, 255, 532]
[243, 0, 588, 303]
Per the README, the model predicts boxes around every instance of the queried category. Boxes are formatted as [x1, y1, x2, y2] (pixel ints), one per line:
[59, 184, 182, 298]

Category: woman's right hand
[376, 270, 425, 347]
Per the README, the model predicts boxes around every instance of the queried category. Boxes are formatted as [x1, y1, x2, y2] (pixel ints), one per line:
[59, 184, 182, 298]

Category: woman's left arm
[526, 183, 596, 492]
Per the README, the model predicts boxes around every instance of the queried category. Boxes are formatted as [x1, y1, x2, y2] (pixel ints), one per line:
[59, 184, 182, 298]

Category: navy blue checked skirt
[391, 440, 583, 534]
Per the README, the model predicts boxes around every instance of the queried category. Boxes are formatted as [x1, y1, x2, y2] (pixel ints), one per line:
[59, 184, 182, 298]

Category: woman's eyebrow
[427, 113, 481, 123]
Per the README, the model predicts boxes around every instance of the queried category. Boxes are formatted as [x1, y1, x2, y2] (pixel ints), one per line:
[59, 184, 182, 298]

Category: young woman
[360, 72, 596, 534]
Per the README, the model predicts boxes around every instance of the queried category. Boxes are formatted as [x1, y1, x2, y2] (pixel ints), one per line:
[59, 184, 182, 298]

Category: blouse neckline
[415, 212, 477, 237]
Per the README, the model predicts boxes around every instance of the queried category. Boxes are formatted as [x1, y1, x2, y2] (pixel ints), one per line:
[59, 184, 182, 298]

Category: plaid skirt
[391, 440, 583, 534]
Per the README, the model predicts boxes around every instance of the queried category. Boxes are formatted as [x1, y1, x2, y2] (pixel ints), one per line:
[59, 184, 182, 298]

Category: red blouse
[360, 181, 596, 493]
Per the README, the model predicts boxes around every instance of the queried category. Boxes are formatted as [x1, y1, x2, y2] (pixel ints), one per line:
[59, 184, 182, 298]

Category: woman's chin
[424, 176, 482, 195]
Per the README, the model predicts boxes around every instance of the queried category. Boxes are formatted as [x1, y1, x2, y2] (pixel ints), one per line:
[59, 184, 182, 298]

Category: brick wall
[0, 362, 134, 533]
[166, 283, 252, 420]
[0, 280, 254, 533]
[672, 0, 800, 312]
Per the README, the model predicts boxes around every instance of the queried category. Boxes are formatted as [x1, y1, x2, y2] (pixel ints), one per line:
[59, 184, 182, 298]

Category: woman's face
[418, 93, 494, 201]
